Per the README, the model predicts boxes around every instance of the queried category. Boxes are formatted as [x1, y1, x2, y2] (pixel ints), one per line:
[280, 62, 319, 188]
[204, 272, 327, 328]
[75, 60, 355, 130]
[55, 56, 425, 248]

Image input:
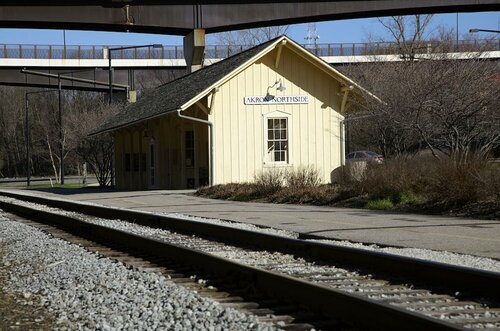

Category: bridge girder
[0, 1, 499, 35]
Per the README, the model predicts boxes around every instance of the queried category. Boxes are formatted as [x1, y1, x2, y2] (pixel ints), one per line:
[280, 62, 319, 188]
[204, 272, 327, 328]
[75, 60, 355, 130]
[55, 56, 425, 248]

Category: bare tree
[210, 26, 289, 46]
[377, 15, 434, 60]
[345, 57, 499, 162]
[342, 14, 499, 162]
[0, 85, 123, 185]
[0, 87, 26, 177]
[135, 69, 185, 93]
[67, 93, 120, 187]
[30, 93, 68, 183]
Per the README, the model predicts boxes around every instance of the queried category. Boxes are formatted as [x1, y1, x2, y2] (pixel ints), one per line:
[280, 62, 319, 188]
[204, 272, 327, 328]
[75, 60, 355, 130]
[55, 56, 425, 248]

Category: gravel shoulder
[0, 212, 275, 331]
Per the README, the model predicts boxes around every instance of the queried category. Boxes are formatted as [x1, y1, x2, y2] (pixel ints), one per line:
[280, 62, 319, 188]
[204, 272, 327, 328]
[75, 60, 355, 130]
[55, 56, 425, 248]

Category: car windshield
[365, 151, 377, 156]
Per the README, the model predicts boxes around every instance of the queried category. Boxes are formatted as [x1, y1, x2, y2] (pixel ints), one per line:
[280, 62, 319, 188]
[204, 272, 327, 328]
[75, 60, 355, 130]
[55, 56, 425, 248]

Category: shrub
[269, 185, 340, 205]
[426, 156, 496, 207]
[254, 168, 285, 194]
[196, 155, 499, 217]
[354, 154, 499, 207]
[366, 198, 394, 210]
[351, 158, 426, 200]
[285, 166, 322, 188]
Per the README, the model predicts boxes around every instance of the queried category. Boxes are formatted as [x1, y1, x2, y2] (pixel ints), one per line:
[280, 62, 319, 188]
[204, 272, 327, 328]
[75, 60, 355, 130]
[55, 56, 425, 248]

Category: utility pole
[108, 51, 113, 104]
[58, 75, 64, 185]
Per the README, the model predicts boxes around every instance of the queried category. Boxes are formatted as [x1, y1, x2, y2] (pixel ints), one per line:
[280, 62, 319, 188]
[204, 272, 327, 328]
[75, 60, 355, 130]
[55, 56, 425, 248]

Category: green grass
[366, 198, 394, 210]
[399, 192, 419, 205]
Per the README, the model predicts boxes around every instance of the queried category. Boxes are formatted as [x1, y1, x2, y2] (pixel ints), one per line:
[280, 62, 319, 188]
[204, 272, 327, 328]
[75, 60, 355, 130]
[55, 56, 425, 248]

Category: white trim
[262, 110, 292, 166]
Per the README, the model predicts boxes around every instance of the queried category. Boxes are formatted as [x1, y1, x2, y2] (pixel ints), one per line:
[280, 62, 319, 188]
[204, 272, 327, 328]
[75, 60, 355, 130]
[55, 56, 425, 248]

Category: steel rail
[0, 197, 465, 331]
[0, 190, 499, 303]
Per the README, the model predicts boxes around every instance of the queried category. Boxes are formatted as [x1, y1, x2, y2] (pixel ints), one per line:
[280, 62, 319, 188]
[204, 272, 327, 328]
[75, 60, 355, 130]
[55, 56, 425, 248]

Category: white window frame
[263, 110, 292, 166]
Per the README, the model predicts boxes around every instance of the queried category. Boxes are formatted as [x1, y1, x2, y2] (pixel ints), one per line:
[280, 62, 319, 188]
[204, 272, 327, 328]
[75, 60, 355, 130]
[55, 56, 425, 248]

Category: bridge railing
[0, 39, 498, 60]
[305, 39, 500, 57]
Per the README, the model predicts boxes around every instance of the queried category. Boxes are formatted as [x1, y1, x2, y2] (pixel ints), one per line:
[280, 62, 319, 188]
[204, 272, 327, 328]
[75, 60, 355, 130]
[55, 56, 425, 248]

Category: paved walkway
[2, 188, 499, 260]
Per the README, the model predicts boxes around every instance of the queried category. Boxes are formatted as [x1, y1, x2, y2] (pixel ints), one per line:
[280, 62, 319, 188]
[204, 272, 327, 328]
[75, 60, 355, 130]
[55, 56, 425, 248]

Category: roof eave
[88, 107, 179, 136]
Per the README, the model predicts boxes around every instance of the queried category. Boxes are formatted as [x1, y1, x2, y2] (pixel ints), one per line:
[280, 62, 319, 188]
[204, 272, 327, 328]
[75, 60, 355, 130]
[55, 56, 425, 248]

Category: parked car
[346, 151, 384, 164]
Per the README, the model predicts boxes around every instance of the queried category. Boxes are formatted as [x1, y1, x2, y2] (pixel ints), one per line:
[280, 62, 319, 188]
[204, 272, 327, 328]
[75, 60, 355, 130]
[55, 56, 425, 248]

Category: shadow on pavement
[26, 187, 117, 196]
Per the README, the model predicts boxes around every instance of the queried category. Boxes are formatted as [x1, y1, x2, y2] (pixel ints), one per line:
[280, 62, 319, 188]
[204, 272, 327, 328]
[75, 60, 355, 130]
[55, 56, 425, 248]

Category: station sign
[244, 95, 309, 105]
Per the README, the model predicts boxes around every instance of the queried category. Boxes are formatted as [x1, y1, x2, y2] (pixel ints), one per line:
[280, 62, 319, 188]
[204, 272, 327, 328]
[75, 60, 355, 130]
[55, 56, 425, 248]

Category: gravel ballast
[1, 197, 500, 329]
[2, 193, 500, 272]
[166, 213, 500, 273]
[0, 212, 274, 331]
[2, 191, 499, 272]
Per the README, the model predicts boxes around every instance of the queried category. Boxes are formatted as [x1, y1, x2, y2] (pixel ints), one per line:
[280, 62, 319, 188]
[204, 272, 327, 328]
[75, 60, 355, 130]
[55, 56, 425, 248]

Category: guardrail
[0, 39, 498, 60]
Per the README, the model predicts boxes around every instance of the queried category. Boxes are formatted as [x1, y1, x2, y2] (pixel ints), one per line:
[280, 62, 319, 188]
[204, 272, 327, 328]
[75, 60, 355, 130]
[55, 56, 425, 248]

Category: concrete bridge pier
[183, 29, 206, 73]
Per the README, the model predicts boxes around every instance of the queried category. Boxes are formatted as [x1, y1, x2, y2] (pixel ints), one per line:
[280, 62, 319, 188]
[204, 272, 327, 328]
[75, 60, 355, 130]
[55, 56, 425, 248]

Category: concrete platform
[2, 188, 499, 260]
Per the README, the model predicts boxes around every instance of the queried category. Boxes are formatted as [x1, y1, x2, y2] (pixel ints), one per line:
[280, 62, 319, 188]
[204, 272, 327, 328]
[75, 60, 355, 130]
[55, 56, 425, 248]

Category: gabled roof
[91, 36, 281, 135]
[91, 35, 377, 135]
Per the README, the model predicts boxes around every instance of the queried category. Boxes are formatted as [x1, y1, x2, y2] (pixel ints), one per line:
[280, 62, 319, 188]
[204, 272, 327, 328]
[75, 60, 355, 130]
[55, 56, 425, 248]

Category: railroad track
[0, 191, 499, 330]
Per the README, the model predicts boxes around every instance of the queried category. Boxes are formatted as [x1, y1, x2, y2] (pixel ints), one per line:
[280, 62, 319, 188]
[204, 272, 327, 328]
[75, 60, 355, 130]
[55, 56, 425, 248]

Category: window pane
[267, 117, 288, 163]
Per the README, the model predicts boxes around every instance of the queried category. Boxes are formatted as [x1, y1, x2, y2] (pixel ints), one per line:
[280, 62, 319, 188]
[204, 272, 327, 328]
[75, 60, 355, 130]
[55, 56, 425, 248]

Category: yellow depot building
[93, 36, 370, 190]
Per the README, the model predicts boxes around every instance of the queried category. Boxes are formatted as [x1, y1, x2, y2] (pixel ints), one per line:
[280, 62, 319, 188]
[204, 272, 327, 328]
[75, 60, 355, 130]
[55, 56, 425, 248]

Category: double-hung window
[267, 118, 288, 163]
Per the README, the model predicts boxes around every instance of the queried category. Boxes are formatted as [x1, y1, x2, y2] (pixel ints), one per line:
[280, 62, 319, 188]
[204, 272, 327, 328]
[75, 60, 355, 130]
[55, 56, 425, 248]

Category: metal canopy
[0, 1, 499, 35]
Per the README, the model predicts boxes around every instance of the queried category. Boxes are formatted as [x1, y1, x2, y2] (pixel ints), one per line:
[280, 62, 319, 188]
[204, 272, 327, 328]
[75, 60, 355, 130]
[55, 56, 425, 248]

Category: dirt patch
[0, 245, 54, 330]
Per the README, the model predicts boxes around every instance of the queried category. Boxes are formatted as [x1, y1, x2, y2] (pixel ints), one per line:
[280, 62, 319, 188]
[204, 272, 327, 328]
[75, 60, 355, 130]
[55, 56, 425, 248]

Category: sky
[0, 11, 498, 46]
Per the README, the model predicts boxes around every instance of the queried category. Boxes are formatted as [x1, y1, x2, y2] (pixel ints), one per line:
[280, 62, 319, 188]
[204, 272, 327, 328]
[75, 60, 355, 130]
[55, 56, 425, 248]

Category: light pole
[107, 44, 162, 104]
[25, 89, 58, 187]
[469, 29, 500, 34]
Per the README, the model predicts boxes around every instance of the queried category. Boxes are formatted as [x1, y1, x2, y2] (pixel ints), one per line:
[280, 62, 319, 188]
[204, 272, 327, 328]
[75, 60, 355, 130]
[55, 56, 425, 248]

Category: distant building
[92, 36, 372, 190]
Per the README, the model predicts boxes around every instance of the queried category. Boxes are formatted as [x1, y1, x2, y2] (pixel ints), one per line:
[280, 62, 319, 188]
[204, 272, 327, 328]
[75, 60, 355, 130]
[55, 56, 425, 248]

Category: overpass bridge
[1, 39, 499, 92]
[1, 1, 498, 35]
[1, 1, 499, 71]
